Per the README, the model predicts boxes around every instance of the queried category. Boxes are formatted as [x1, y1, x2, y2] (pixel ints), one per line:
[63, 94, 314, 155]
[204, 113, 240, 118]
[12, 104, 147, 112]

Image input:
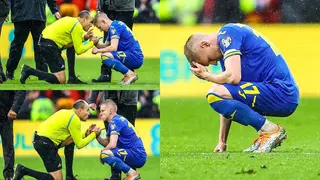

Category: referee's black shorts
[33, 132, 62, 172]
[38, 36, 65, 73]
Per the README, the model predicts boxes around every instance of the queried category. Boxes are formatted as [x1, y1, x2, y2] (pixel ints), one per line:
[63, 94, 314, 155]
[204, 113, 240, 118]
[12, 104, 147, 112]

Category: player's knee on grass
[208, 83, 233, 99]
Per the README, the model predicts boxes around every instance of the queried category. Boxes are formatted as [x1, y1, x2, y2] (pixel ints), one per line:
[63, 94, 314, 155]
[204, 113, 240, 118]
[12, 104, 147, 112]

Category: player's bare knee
[208, 83, 232, 99]
[101, 53, 114, 60]
[100, 150, 114, 159]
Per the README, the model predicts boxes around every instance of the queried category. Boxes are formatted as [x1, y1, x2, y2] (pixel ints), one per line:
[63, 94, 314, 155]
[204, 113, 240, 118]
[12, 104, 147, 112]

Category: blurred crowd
[160, 0, 320, 25]
[3, 0, 159, 24]
[16, 90, 160, 121]
[49, 0, 159, 23]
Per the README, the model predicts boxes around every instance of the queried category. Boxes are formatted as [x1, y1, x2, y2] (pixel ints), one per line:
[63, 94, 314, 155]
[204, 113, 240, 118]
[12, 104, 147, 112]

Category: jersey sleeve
[71, 24, 94, 55]
[109, 24, 121, 40]
[68, 115, 96, 149]
[107, 120, 123, 137]
[217, 26, 244, 60]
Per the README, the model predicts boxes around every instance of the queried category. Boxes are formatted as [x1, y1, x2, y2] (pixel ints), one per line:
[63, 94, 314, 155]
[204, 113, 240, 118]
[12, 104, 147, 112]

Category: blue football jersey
[217, 23, 299, 104]
[106, 21, 142, 51]
[107, 114, 144, 149]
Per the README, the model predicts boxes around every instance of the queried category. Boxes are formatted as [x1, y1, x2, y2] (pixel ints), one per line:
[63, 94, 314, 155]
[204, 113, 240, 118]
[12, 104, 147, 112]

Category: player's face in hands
[197, 41, 222, 66]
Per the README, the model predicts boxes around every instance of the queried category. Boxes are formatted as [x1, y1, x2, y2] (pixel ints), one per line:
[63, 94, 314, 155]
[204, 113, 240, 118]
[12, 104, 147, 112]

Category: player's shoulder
[218, 23, 249, 36]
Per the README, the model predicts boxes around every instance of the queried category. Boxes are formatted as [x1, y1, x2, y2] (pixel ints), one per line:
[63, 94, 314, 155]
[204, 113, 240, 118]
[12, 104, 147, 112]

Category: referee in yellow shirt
[20, 10, 99, 84]
[13, 100, 102, 180]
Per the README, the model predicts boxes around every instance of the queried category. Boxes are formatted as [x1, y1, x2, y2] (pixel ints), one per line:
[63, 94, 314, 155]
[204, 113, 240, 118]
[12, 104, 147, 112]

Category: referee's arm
[72, 26, 94, 55]
[69, 118, 96, 149]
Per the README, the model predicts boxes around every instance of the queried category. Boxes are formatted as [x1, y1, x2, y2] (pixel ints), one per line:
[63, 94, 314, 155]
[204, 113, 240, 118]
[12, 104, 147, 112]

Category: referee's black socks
[65, 142, 75, 178]
[28, 68, 60, 84]
[23, 167, 54, 180]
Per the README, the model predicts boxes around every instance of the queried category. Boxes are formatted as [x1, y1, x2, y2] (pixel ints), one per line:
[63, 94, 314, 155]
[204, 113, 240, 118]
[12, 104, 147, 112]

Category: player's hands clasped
[91, 36, 100, 46]
[190, 62, 209, 80]
[93, 126, 105, 137]
[85, 124, 97, 136]
[84, 29, 94, 41]
[214, 142, 227, 153]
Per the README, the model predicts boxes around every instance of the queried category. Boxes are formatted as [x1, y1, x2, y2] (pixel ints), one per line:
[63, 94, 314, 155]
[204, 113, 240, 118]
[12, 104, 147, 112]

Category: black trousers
[0, 16, 6, 73]
[100, 10, 134, 76]
[0, 119, 14, 179]
[6, 20, 47, 73]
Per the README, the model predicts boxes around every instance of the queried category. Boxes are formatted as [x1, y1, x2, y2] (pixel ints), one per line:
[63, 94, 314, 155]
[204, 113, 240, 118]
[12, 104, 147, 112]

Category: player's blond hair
[184, 33, 205, 64]
[93, 12, 109, 24]
[100, 99, 118, 112]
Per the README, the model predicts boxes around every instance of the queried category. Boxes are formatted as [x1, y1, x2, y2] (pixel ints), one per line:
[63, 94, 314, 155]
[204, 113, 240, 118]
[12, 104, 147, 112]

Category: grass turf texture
[0, 156, 159, 180]
[161, 98, 320, 179]
[0, 58, 159, 90]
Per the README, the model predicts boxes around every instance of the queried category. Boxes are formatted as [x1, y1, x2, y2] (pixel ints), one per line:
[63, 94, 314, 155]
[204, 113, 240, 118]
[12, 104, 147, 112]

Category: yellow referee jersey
[42, 17, 94, 55]
[37, 109, 96, 149]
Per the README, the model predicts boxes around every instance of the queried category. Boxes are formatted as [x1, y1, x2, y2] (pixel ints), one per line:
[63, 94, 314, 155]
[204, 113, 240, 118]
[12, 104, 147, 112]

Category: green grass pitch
[161, 98, 320, 179]
[0, 58, 159, 90]
[0, 156, 159, 179]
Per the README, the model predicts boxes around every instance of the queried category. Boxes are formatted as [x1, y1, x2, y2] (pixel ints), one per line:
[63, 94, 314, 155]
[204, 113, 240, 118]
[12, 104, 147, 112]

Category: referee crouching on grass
[0, 90, 26, 180]
[13, 100, 103, 180]
[19, 10, 99, 84]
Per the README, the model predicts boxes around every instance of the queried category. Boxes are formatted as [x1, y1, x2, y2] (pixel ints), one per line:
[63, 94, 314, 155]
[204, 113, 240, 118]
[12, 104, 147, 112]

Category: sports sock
[67, 47, 76, 78]
[102, 58, 129, 75]
[28, 68, 60, 84]
[23, 167, 54, 180]
[65, 142, 75, 178]
[207, 93, 266, 131]
[100, 154, 131, 173]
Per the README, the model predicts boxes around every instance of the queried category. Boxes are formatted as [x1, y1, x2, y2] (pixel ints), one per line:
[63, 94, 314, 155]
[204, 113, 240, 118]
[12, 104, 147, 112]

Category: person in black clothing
[88, 90, 138, 180]
[0, 0, 10, 83]
[92, 0, 135, 83]
[5, 0, 60, 80]
[0, 91, 26, 180]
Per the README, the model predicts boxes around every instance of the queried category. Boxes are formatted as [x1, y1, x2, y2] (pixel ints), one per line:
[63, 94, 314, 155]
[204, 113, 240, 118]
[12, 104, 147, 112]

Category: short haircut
[100, 99, 118, 112]
[73, 99, 88, 109]
[78, 10, 91, 19]
[184, 34, 197, 64]
[92, 12, 108, 24]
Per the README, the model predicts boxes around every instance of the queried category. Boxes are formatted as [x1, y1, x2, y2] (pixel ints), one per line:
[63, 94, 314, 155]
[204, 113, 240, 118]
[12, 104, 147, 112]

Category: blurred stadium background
[0, 90, 160, 179]
[0, 0, 160, 88]
[160, 0, 320, 179]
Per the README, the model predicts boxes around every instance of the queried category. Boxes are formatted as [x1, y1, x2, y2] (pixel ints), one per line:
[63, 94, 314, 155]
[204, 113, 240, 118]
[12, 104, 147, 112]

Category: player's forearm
[96, 42, 109, 49]
[105, 142, 116, 150]
[219, 115, 232, 144]
[204, 71, 240, 85]
[96, 136, 109, 147]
